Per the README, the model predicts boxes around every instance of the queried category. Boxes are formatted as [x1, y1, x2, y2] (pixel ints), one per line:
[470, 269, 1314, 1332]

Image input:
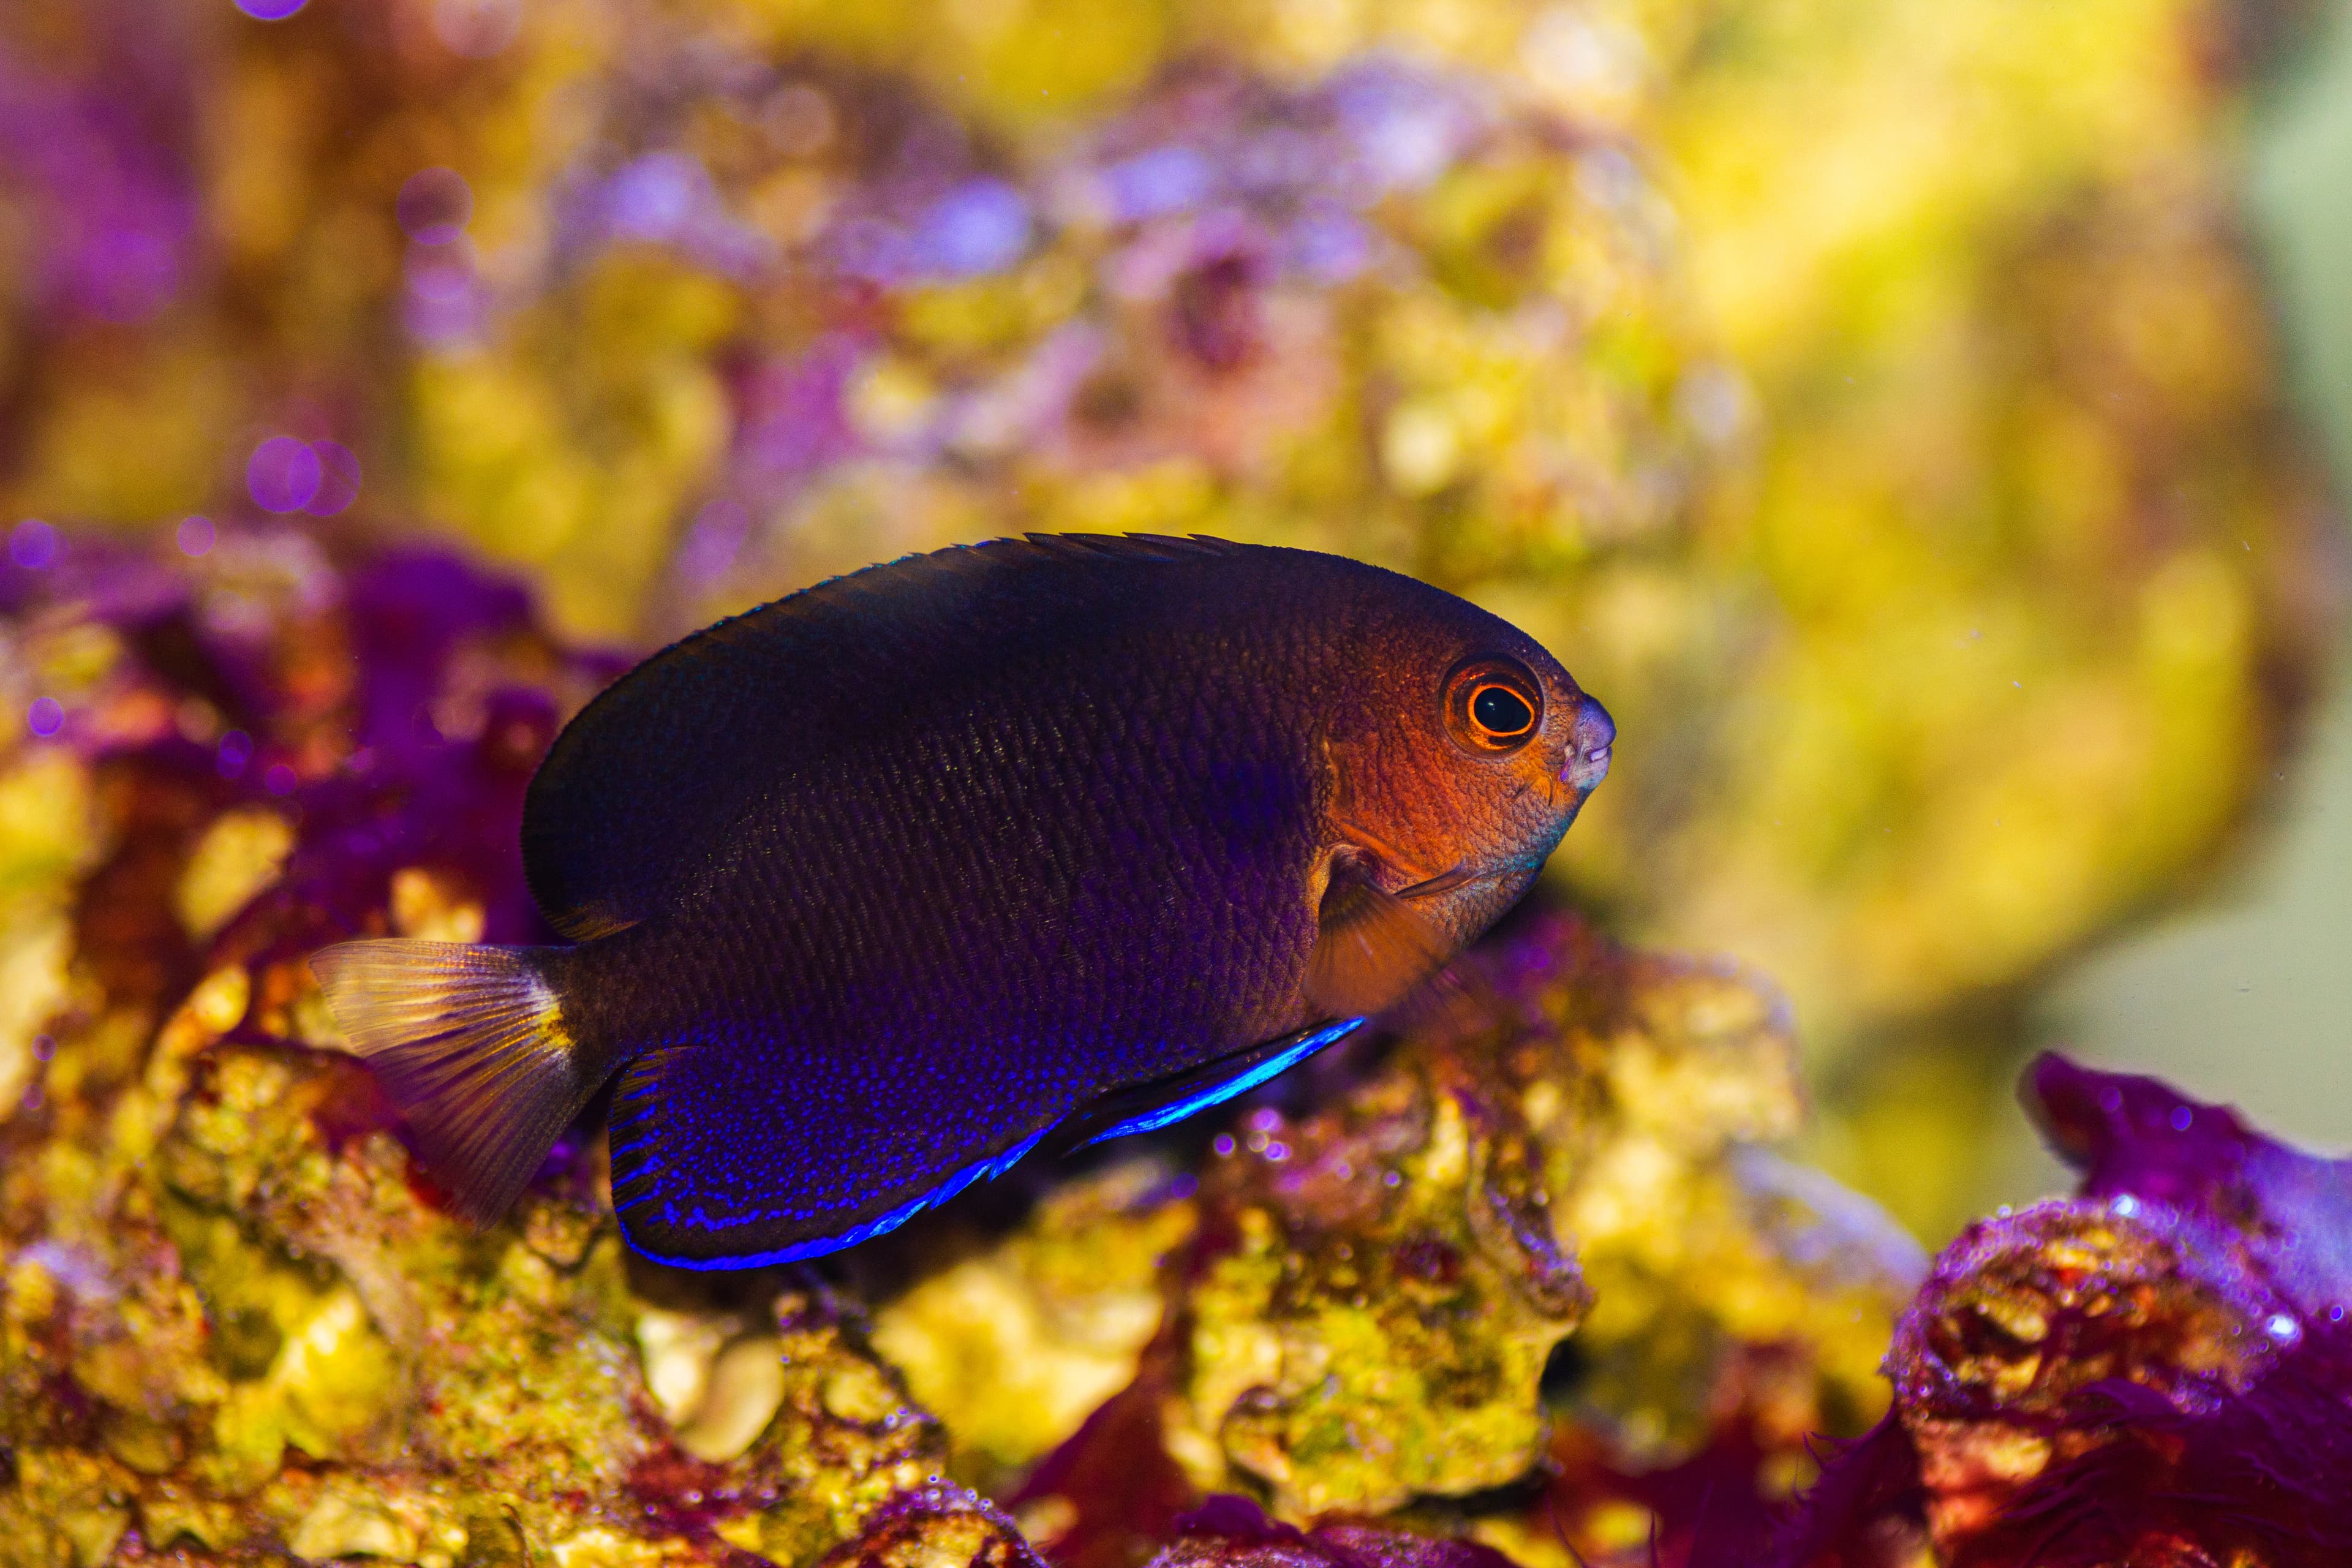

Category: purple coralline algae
[1779, 1056, 2352, 1566]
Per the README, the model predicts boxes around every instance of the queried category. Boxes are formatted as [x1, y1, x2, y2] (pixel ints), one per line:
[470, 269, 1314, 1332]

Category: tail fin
[309, 940, 598, 1225]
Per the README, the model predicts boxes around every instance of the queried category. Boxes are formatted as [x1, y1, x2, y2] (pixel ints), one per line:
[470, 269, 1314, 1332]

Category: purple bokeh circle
[9, 519, 57, 569]
[177, 515, 216, 557]
[27, 698, 62, 738]
[247, 437, 323, 513]
[918, 179, 1031, 277]
[306, 442, 362, 516]
[234, 0, 308, 18]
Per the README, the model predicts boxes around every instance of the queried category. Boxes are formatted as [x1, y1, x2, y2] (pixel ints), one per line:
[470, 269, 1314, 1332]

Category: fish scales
[584, 607, 1316, 1255]
[313, 536, 1615, 1267]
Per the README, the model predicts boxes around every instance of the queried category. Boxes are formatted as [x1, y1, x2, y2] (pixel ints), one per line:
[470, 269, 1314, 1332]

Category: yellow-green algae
[1164, 926, 1920, 1521]
[885, 921, 1921, 1548]
[0, 771, 948, 1568]
[872, 1163, 1198, 1479]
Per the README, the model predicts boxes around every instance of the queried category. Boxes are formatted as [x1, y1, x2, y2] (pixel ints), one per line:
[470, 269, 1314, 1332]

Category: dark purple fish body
[314, 536, 1613, 1267]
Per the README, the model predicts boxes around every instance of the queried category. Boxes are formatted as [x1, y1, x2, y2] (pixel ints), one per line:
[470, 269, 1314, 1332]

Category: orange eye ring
[1442, 657, 1544, 755]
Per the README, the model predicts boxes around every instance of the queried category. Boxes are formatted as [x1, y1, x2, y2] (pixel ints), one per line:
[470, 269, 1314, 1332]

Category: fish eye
[1443, 657, 1544, 755]
[1471, 684, 1535, 737]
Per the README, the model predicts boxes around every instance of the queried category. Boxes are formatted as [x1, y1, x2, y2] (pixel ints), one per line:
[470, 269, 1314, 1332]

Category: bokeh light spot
[677, 499, 750, 587]
[1105, 146, 1213, 222]
[233, 0, 307, 18]
[10, 519, 57, 569]
[306, 442, 362, 516]
[177, 515, 216, 556]
[918, 180, 1030, 277]
[607, 153, 706, 241]
[217, 730, 252, 779]
[431, 0, 521, 57]
[763, 85, 836, 157]
[248, 437, 323, 513]
[264, 763, 298, 795]
[27, 698, 62, 738]
[402, 249, 486, 346]
[398, 168, 474, 245]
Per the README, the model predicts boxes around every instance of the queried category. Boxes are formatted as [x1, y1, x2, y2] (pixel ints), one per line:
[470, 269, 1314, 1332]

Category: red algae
[1152, 1496, 1519, 1568]
[818, 1481, 1046, 1568]
[1011, 1330, 1199, 1568]
[1776, 1057, 2352, 1566]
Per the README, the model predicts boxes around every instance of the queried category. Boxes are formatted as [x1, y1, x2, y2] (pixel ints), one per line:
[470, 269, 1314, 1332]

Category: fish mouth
[1559, 697, 1615, 793]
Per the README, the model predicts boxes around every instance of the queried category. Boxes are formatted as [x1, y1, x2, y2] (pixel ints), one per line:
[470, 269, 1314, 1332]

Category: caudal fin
[310, 940, 597, 1224]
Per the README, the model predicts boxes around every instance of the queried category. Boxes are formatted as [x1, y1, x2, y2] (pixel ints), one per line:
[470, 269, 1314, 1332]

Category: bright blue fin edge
[1075, 1016, 1367, 1150]
[624, 1126, 1049, 1271]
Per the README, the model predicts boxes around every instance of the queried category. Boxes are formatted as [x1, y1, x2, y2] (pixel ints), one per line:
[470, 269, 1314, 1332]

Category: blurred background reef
[0, 0, 2349, 1561]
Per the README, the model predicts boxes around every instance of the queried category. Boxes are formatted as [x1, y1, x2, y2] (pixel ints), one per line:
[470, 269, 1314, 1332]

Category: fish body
[314, 535, 1613, 1267]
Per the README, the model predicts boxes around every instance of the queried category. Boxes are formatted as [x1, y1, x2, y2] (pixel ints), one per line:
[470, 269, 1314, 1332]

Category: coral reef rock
[0, 538, 1937, 1565]
[1783, 1055, 2352, 1567]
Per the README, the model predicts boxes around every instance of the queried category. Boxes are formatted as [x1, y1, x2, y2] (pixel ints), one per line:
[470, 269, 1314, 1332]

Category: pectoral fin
[1307, 862, 1454, 1018]
[1052, 1017, 1369, 1152]
[1396, 864, 1478, 902]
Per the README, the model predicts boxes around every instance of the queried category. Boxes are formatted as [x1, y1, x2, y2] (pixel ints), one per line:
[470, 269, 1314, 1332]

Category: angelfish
[312, 535, 1615, 1268]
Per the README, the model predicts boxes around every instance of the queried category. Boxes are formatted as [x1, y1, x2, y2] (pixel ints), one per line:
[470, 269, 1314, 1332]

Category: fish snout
[1560, 698, 1614, 793]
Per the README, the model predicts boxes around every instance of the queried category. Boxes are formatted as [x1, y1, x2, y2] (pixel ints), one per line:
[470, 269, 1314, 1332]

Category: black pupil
[1472, 685, 1534, 736]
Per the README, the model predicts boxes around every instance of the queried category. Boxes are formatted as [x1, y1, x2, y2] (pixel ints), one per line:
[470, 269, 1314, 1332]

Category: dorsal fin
[521, 533, 1249, 941]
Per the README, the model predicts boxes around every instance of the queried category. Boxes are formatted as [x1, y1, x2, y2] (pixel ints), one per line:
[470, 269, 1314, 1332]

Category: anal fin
[617, 1115, 1049, 1271]
[603, 1035, 1060, 1270]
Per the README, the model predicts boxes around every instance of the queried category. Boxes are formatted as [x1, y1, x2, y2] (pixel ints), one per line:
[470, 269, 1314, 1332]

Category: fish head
[1428, 636, 1613, 857]
[1322, 586, 1611, 935]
